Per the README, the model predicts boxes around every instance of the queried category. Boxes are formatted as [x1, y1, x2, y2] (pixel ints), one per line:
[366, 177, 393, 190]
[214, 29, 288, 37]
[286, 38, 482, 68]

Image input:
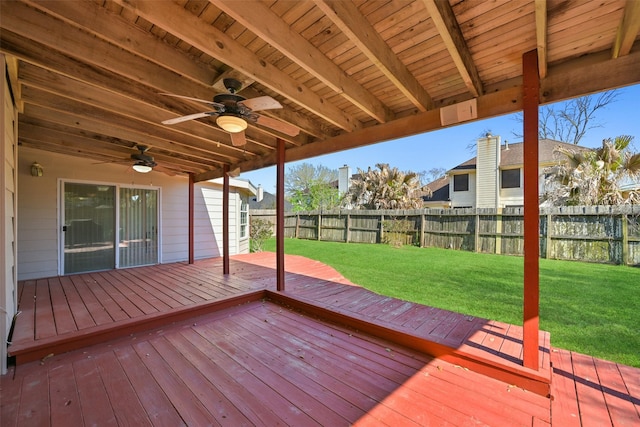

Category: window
[453, 174, 469, 192]
[501, 169, 521, 188]
[240, 197, 249, 238]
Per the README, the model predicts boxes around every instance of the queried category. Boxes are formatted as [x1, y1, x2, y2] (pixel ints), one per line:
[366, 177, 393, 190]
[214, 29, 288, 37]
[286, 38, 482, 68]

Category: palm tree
[345, 163, 431, 209]
[544, 135, 640, 205]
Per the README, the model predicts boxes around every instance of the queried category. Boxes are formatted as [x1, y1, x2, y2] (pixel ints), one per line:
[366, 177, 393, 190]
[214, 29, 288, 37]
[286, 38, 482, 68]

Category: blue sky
[243, 84, 640, 193]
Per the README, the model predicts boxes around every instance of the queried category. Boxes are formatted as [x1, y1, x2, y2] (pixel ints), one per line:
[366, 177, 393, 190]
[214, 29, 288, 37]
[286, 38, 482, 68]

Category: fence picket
[250, 207, 640, 266]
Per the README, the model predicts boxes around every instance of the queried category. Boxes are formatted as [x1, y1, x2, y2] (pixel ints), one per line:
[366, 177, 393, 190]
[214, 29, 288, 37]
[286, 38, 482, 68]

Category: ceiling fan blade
[255, 114, 300, 136]
[162, 111, 215, 125]
[160, 93, 224, 109]
[239, 96, 282, 112]
[230, 131, 247, 147]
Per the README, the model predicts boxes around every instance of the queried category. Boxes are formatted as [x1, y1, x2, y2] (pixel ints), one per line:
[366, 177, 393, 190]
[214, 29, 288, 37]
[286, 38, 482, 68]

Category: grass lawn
[263, 238, 639, 367]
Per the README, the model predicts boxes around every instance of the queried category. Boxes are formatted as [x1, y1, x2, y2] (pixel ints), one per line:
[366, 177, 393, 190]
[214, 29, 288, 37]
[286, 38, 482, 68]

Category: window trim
[239, 196, 249, 239]
[453, 173, 469, 192]
[501, 168, 521, 189]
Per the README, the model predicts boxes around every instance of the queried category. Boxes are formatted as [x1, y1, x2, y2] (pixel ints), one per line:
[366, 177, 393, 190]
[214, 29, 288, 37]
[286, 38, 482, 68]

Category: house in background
[18, 146, 256, 282]
[423, 135, 589, 209]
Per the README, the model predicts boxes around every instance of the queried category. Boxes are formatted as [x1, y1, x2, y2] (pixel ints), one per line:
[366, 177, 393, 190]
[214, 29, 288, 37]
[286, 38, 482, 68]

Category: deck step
[8, 290, 266, 365]
[268, 290, 552, 397]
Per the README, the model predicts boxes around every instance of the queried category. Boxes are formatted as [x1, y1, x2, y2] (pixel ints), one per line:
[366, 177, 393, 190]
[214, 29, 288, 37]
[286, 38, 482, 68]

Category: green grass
[263, 238, 640, 367]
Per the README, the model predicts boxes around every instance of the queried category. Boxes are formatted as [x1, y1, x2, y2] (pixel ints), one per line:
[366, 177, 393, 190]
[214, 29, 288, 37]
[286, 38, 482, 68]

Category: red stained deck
[2, 253, 639, 426]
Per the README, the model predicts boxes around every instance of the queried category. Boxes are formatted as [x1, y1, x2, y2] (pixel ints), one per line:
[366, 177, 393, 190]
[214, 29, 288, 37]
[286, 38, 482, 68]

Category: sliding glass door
[119, 187, 158, 267]
[63, 183, 116, 274]
[62, 182, 159, 274]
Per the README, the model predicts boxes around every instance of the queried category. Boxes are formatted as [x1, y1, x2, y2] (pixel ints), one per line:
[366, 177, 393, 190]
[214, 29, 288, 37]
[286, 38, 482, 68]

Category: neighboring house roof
[425, 139, 592, 203]
[423, 175, 450, 203]
[449, 139, 588, 172]
[249, 190, 293, 211]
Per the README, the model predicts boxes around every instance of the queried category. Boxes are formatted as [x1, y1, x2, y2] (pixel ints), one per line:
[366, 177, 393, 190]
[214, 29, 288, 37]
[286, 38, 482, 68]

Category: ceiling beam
[314, 0, 434, 112]
[195, 49, 640, 181]
[534, 0, 548, 79]
[22, 0, 318, 143]
[612, 0, 640, 58]
[0, 2, 304, 148]
[421, 0, 484, 97]
[22, 101, 232, 165]
[23, 0, 219, 88]
[211, 0, 394, 124]
[113, 0, 360, 132]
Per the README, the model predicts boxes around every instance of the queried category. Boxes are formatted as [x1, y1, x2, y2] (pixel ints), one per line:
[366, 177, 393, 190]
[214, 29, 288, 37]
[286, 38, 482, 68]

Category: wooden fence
[250, 206, 640, 266]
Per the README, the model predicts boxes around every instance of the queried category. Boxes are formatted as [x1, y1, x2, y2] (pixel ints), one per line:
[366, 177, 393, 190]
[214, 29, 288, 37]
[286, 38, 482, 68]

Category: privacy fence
[250, 206, 640, 266]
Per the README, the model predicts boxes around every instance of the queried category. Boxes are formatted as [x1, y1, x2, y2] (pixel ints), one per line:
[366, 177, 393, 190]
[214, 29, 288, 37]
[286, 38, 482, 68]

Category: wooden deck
[2, 253, 639, 426]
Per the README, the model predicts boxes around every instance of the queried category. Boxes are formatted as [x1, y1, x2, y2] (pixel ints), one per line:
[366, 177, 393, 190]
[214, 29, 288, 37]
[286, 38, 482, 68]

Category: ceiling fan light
[216, 115, 247, 133]
[133, 162, 153, 173]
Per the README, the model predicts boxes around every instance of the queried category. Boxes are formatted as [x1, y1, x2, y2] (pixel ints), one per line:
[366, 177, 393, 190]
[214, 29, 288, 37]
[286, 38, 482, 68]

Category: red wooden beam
[223, 164, 230, 275]
[522, 49, 540, 370]
[188, 173, 195, 264]
[276, 138, 285, 291]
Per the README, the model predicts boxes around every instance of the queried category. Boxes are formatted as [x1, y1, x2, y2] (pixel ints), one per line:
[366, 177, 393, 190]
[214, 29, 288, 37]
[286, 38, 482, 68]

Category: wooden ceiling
[2, 0, 639, 182]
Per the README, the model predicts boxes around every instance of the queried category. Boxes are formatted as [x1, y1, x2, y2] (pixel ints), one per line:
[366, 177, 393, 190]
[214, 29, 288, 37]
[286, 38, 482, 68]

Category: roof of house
[425, 139, 591, 202]
[450, 139, 589, 172]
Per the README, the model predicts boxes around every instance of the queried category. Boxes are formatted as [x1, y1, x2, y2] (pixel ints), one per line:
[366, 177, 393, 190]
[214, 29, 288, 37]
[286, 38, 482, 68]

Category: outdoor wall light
[216, 115, 247, 133]
[132, 162, 153, 173]
[31, 162, 43, 177]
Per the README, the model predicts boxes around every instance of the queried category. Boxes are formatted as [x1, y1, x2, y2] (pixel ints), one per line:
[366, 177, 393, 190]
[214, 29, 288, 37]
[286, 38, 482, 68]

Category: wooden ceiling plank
[314, 0, 434, 112]
[535, 0, 548, 79]
[211, 0, 394, 124]
[612, 0, 640, 58]
[421, 0, 483, 98]
[23, 0, 219, 88]
[112, 0, 360, 132]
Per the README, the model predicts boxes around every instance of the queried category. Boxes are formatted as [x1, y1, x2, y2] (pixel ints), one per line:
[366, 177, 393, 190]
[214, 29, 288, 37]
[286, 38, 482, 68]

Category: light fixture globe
[216, 115, 247, 133]
[132, 162, 153, 173]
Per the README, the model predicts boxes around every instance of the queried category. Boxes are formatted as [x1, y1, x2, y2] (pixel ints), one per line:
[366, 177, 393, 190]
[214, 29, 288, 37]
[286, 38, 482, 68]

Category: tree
[543, 135, 640, 206]
[418, 167, 448, 185]
[289, 182, 341, 211]
[285, 162, 340, 211]
[512, 91, 618, 145]
[344, 163, 431, 210]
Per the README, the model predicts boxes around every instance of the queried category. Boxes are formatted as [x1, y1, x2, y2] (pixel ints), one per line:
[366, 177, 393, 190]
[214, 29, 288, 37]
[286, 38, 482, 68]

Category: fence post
[622, 212, 629, 265]
[346, 211, 351, 243]
[380, 213, 385, 243]
[317, 211, 322, 241]
[495, 208, 502, 255]
[474, 210, 480, 253]
[295, 213, 300, 238]
[545, 213, 552, 260]
[420, 211, 426, 247]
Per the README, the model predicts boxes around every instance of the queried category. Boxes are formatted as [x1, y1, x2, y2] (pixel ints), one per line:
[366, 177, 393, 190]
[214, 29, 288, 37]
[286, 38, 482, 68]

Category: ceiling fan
[161, 78, 300, 146]
[130, 145, 157, 173]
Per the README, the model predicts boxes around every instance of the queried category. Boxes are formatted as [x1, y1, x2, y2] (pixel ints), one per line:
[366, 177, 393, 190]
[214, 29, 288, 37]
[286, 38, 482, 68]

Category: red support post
[223, 164, 230, 275]
[276, 138, 285, 291]
[522, 49, 540, 370]
[188, 173, 195, 264]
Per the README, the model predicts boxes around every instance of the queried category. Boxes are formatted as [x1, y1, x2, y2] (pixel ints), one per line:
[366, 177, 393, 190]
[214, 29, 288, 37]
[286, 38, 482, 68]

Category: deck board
[3, 253, 639, 426]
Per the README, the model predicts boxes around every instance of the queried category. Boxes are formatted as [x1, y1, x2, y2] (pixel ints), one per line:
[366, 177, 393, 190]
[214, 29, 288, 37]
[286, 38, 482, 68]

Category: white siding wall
[498, 167, 547, 207]
[476, 135, 501, 208]
[2, 56, 18, 375]
[450, 172, 476, 208]
[17, 147, 250, 280]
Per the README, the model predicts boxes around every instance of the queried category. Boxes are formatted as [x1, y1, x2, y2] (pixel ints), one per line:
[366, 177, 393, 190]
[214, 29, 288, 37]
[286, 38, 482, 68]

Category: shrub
[382, 217, 417, 248]
[250, 218, 274, 252]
